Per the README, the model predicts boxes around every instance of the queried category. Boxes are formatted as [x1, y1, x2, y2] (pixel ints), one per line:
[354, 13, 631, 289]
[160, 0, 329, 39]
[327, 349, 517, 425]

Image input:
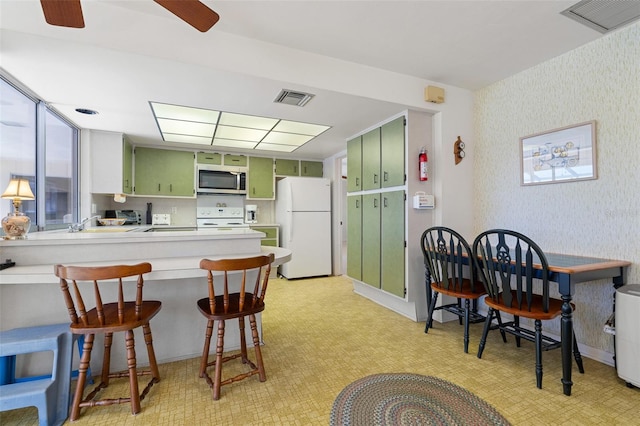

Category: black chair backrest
[472, 229, 550, 312]
[421, 226, 478, 292]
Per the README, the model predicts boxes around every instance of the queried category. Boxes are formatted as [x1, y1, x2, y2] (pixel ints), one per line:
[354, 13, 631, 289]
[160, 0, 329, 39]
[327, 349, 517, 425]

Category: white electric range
[196, 207, 249, 229]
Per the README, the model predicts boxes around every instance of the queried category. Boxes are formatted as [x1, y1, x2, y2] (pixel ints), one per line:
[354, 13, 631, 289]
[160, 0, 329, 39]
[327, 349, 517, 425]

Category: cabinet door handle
[383, 197, 388, 207]
[374, 174, 378, 184]
[294, 165, 298, 174]
[158, 184, 161, 191]
[373, 198, 378, 208]
[356, 199, 359, 208]
[383, 171, 388, 182]
[170, 184, 173, 192]
[356, 177, 359, 186]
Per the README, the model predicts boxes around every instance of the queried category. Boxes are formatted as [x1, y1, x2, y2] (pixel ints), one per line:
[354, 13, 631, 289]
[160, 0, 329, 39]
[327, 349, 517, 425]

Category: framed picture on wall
[520, 120, 597, 186]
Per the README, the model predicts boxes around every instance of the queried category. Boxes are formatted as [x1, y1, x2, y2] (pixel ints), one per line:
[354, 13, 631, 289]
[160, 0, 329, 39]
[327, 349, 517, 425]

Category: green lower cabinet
[347, 195, 362, 280]
[250, 226, 279, 247]
[361, 193, 381, 288]
[381, 190, 405, 297]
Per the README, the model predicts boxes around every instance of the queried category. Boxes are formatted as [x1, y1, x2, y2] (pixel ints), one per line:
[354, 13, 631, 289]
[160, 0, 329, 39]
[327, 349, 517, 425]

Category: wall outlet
[91, 203, 97, 214]
[171, 207, 178, 214]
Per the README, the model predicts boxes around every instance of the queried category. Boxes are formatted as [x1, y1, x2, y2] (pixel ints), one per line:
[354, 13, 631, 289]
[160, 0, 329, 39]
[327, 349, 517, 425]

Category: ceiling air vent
[274, 89, 315, 107]
[561, 0, 640, 33]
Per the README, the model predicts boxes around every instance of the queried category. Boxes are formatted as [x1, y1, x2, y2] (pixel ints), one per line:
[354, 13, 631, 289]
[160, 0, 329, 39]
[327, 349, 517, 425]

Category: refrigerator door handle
[287, 210, 293, 243]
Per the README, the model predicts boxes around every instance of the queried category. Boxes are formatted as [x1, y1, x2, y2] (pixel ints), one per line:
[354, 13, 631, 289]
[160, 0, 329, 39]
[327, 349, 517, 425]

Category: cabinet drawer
[197, 152, 222, 165]
[224, 154, 247, 166]
[261, 239, 278, 247]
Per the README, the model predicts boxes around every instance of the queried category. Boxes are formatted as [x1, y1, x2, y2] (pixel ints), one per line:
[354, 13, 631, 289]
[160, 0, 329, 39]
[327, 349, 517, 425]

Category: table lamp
[1, 178, 35, 240]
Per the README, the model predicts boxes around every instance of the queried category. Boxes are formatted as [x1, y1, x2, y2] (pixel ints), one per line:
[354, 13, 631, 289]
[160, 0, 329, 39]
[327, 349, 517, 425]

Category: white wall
[473, 22, 640, 361]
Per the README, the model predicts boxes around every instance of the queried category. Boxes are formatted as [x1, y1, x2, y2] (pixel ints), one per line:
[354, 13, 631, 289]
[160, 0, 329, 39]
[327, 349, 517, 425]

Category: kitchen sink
[80, 227, 134, 233]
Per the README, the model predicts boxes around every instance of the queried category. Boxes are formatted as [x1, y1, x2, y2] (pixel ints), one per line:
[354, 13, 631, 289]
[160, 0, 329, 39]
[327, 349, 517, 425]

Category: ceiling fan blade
[40, 0, 85, 28]
[154, 0, 220, 32]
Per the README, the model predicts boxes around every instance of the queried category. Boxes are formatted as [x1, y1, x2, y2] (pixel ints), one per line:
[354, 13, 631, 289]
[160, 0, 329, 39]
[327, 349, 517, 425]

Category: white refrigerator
[275, 177, 331, 279]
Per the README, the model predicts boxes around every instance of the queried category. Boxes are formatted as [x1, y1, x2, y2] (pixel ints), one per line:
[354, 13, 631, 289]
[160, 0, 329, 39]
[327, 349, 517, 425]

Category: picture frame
[520, 120, 597, 186]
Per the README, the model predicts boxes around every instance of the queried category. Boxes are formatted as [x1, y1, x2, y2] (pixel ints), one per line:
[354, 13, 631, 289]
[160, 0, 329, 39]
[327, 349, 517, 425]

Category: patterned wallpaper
[472, 22, 640, 359]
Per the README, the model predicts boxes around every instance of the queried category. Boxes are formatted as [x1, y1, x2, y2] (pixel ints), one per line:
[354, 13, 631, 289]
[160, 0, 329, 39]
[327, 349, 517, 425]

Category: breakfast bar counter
[0, 228, 291, 375]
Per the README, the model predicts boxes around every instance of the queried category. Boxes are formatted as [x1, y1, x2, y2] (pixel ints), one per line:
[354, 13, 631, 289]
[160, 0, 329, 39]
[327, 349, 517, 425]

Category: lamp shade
[2, 178, 35, 200]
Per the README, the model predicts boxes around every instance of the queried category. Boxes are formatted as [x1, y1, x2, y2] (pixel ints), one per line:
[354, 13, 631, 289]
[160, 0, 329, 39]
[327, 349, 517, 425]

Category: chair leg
[70, 333, 94, 421]
[515, 316, 521, 347]
[200, 320, 214, 378]
[143, 324, 160, 380]
[102, 332, 113, 385]
[457, 298, 463, 325]
[239, 316, 248, 363]
[213, 320, 225, 401]
[494, 311, 508, 343]
[533, 320, 543, 389]
[424, 291, 439, 333]
[124, 330, 141, 415]
[477, 309, 494, 359]
[572, 330, 585, 374]
[463, 298, 470, 353]
[249, 314, 266, 382]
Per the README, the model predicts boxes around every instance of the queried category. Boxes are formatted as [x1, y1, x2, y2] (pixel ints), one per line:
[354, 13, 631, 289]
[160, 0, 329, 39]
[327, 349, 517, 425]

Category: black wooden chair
[420, 227, 488, 353]
[472, 229, 585, 389]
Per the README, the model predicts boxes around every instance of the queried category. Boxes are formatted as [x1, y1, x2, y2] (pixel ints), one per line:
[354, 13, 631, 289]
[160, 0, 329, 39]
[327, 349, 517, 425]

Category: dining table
[424, 250, 631, 396]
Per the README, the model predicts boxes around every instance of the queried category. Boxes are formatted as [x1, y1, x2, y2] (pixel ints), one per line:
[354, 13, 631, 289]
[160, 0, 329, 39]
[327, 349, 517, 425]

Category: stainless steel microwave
[196, 165, 247, 195]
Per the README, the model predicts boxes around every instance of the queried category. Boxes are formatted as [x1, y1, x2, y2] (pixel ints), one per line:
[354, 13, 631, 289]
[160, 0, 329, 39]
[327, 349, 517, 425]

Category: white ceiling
[0, 0, 605, 160]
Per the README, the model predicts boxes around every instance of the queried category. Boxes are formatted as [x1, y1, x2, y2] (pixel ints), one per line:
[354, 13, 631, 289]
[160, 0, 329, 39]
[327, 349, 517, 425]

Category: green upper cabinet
[300, 161, 323, 177]
[362, 127, 381, 190]
[223, 154, 247, 167]
[122, 138, 133, 194]
[90, 131, 133, 195]
[196, 152, 222, 165]
[247, 156, 274, 199]
[275, 159, 299, 176]
[347, 136, 362, 192]
[134, 147, 195, 197]
[381, 116, 405, 188]
[381, 190, 405, 297]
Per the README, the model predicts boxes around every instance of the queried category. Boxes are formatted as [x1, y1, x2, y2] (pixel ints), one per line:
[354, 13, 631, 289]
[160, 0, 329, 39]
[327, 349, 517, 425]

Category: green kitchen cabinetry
[134, 147, 195, 197]
[381, 116, 405, 188]
[247, 156, 274, 199]
[223, 154, 247, 167]
[347, 136, 362, 192]
[362, 127, 381, 190]
[90, 131, 133, 195]
[346, 195, 362, 280]
[300, 161, 323, 177]
[275, 159, 299, 176]
[380, 190, 405, 297]
[196, 152, 222, 165]
[250, 225, 279, 247]
[361, 193, 381, 288]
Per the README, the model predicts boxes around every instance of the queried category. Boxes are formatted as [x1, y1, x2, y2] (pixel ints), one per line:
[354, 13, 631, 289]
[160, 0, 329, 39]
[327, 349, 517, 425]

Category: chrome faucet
[68, 215, 101, 232]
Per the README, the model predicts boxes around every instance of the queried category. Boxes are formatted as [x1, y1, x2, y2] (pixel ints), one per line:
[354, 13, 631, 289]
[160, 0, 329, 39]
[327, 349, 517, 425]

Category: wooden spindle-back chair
[54, 262, 161, 420]
[197, 253, 274, 400]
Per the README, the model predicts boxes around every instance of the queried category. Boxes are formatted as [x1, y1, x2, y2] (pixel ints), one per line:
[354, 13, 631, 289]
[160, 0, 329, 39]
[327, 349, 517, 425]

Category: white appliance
[276, 177, 331, 279]
[245, 204, 258, 223]
[196, 207, 249, 228]
[615, 284, 640, 387]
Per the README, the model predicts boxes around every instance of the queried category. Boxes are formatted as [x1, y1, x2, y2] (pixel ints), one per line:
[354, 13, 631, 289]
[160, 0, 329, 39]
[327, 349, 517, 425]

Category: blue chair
[0, 323, 74, 426]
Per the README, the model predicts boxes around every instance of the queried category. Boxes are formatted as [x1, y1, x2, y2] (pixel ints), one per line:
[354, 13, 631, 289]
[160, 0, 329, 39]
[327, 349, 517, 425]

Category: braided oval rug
[330, 373, 511, 426]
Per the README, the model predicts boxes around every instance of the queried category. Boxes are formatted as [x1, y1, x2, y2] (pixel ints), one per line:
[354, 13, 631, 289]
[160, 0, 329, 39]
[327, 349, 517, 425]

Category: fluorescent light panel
[150, 101, 330, 153]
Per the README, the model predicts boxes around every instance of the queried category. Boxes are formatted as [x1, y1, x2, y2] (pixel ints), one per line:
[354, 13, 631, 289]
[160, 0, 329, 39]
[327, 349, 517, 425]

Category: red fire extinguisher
[419, 147, 428, 181]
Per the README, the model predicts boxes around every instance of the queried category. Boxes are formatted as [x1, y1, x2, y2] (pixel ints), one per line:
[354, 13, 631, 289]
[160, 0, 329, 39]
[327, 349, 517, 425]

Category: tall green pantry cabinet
[346, 116, 406, 298]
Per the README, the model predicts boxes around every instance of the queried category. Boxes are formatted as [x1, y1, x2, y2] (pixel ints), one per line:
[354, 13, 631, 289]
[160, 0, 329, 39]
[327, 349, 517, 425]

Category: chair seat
[197, 294, 264, 320]
[484, 292, 572, 321]
[432, 279, 486, 299]
[69, 301, 162, 334]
